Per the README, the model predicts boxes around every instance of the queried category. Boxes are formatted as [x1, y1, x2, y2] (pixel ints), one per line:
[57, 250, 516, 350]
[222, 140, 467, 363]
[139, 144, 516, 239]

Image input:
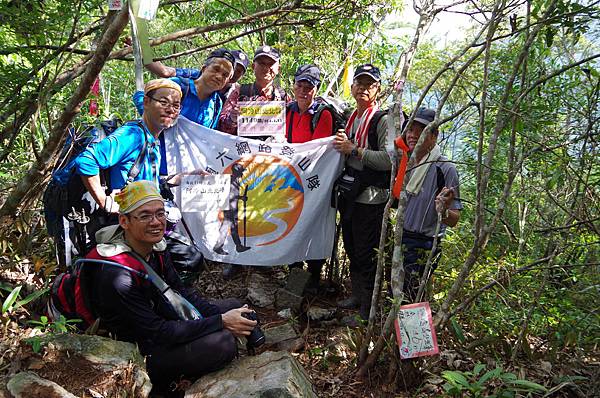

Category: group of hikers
[47, 45, 462, 392]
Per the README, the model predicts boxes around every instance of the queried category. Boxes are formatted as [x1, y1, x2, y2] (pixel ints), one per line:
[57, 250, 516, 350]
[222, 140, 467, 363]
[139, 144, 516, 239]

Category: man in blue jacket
[86, 180, 256, 390]
[133, 48, 235, 177]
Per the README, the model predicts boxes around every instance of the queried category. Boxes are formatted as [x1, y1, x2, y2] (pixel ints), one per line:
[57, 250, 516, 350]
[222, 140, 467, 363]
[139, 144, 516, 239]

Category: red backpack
[48, 251, 150, 329]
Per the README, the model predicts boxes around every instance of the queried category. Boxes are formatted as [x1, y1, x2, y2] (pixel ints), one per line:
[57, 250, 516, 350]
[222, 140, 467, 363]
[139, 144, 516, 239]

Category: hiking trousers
[144, 298, 242, 389]
[340, 200, 386, 312]
[401, 234, 441, 303]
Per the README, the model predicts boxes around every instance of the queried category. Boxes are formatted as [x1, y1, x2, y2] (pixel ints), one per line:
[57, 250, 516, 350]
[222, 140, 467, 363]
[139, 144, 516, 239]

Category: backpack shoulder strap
[311, 105, 337, 136]
[128, 251, 202, 320]
[240, 83, 253, 99]
[125, 121, 150, 185]
[435, 164, 446, 197]
[286, 106, 295, 143]
[367, 110, 388, 150]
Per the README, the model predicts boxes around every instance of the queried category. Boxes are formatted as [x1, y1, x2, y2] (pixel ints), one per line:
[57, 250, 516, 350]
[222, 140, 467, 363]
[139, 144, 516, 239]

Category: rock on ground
[10, 333, 151, 397]
[246, 273, 279, 308]
[307, 307, 336, 322]
[7, 371, 77, 398]
[264, 323, 304, 352]
[185, 351, 317, 398]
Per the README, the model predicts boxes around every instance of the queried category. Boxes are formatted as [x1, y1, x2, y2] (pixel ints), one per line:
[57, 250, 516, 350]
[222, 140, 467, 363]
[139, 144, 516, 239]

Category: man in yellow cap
[84, 180, 258, 391]
[74, 78, 182, 241]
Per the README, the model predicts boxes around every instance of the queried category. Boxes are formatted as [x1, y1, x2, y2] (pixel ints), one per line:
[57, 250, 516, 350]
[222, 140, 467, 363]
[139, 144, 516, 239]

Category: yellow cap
[144, 78, 182, 98]
[115, 180, 163, 214]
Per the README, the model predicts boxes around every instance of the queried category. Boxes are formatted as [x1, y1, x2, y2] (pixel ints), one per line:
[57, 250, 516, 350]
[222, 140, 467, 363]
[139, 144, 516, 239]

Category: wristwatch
[350, 146, 359, 158]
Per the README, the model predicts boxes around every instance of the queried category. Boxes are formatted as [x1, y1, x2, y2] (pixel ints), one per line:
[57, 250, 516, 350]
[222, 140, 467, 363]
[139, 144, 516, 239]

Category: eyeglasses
[129, 210, 167, 224]
[147, 95, 181, 111]
[255, 59, 277, 69]
[353, 80, 379, 90]
[294, 82, 316, 91]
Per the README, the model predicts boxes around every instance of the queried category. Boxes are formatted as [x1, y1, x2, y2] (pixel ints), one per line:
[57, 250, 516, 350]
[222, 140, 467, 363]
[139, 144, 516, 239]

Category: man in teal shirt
[77, 79, 182, 213]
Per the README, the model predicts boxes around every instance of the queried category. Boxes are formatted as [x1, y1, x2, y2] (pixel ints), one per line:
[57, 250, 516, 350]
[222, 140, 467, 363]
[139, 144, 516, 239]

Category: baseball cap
[115, 180, 164, 214]
[294, 64, 321, 87]
[232, 50, 249, 70]
[353, 64, 381, 82]
[413, 107, 436, 126]
[206, 48, 236, 68]
[253, 45, 281, 62]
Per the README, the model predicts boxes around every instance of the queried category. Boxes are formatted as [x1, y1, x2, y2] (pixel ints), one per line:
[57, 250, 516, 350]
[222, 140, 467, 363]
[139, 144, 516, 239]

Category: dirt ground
[1, 259, 598, 397]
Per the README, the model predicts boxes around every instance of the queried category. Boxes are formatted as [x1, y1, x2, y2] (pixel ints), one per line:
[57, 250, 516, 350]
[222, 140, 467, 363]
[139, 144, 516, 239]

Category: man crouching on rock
[85, 180, 257, 390]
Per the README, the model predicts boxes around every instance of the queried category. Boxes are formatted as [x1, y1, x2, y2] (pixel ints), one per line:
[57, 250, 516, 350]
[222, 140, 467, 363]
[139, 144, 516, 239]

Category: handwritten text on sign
[181, 175, 231, 213]
[238, 101, 285, 137]
[394, 302, 439, 359]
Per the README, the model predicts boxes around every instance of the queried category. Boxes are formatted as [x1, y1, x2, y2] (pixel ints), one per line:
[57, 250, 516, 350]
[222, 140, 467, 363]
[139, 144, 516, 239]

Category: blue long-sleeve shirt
[132, 68, 223, 175]
[75, 121, 160, 190]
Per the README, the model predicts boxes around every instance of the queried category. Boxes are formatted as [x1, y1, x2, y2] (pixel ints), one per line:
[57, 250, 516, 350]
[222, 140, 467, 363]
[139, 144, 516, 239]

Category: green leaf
[479, 367, 502, 385]
[451, 318, 466, 343]
[15, 288, 49, 309]
[442, 370, 470, 388]
[2, 285, 22, 314]
[507, 379, 548, 392]
[473, 363, 486, 376]
[442, 383, 462, 396]
[500, 372, 517, 381]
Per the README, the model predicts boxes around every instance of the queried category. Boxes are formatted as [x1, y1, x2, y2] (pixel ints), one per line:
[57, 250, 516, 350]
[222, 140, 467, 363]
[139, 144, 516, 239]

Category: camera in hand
[241, 311, 265, 348]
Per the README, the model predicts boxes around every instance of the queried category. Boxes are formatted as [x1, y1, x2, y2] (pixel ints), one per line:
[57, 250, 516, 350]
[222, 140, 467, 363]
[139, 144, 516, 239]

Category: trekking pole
[328, 218, 342, 285]
[67, 207, 90, 257]
[327, 189, 342, 285]
[242, 185, 248, 246]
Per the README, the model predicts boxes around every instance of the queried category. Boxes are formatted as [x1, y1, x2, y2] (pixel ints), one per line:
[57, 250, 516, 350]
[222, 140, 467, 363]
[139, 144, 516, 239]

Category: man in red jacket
[85, 181, 257, 390]
[285, 64, 334, 292]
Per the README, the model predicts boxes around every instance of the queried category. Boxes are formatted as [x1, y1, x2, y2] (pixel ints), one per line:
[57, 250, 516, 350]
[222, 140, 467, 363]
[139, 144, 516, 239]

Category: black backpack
[286, 96, 350, 142]
[42, 119, 147, 260]
[312, 96, 351, 134]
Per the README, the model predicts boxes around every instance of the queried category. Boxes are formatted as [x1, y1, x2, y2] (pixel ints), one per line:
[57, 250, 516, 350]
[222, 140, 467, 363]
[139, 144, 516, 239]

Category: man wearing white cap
[218, 45, 290, 135]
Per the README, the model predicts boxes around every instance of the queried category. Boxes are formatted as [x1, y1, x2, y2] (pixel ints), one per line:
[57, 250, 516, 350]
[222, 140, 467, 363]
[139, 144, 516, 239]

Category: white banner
[164, 116, 344, 265]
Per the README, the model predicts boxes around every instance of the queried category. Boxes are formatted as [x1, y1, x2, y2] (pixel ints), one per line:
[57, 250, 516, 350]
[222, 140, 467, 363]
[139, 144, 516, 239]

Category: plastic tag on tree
[394, 302, 439, 359]
[136, 0, 160, 20]
[108, 0, 123, 10]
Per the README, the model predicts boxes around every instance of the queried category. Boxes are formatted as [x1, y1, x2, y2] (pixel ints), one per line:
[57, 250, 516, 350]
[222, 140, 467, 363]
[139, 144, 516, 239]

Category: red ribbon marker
[392, 136, 409, 199]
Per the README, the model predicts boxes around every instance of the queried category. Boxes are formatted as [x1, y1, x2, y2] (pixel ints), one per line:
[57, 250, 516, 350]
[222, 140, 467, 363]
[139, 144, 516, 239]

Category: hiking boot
[337, 273, 361, 309]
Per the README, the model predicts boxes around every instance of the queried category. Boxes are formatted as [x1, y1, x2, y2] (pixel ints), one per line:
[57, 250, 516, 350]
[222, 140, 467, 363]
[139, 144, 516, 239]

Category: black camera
[241, 311, 265, 348]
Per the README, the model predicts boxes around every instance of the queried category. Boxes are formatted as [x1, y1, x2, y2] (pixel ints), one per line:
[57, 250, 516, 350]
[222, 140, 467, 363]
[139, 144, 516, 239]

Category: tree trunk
[0, 8, 130, 219]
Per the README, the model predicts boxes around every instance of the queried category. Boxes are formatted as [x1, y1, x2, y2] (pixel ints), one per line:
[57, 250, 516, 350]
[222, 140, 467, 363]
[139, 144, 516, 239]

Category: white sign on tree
[394, 302, 439, 359]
